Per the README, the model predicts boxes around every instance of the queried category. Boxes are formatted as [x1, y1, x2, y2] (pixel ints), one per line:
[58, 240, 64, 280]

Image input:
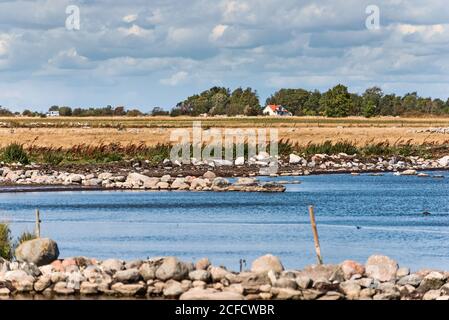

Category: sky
[0, 0, 449, 112]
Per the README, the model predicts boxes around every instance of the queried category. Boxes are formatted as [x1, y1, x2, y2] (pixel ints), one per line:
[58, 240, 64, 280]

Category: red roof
[267, 104, 281, 111]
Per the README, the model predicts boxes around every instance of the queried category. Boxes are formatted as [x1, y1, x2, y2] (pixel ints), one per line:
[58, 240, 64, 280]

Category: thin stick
[308, 205, 323, 265]
[35, 209, 41, 238]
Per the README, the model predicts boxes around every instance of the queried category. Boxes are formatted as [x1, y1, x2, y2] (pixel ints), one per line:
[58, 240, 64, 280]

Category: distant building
[46, 111, 60, 117]
[262, 105, 292, 116]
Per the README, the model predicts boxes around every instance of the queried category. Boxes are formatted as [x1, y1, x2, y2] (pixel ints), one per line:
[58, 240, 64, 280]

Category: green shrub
[0, 223, 13, 260]
[3, 143, 30, 164]
[299, 140, 358, 156]
[43, 152, 64, 165]
[16, 230, 36, 246]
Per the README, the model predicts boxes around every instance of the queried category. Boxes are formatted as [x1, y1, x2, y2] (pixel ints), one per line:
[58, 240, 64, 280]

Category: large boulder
[296, 264, 342, 283]
[203, 171, 216, 180]
[251, 254, 284, 274]
[212, 177, 230, 188]
[235, 177, 258, 186]
[437, 156, 449, 167]
[365, 255, 398, 282]
[15, 238, 59, 266]
[126, 173, 153, 187]
[289, 154, 303, 164]
[400, 169, 417, 176]
[155, 257, 190, 281]
[340, 260, 365, 280]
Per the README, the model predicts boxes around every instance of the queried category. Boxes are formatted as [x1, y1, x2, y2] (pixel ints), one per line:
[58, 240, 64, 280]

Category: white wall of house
[262, 106, 277, 116]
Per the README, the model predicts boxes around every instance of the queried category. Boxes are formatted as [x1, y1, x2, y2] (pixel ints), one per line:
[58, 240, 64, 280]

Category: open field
[1, 116, 449, 148]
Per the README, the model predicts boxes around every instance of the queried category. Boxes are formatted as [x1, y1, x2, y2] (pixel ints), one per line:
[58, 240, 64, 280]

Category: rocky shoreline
[0, 153, 448, 192]
[2, 239, 449, 300]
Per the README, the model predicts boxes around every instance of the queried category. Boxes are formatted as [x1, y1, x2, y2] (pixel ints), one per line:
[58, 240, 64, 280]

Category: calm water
[1, 171, 449, 271]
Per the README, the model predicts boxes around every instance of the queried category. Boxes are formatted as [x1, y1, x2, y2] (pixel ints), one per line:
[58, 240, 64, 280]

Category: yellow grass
[1, 116, 448, 148]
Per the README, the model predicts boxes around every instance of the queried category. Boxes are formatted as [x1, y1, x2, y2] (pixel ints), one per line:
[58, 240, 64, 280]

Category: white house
[46, 111, 60, 117]
[262, 105, 292, 116]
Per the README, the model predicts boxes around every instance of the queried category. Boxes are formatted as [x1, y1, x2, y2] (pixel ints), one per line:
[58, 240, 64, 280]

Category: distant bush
[2, 143, 30, 164]
[299, 140, 358, 156]
[0, 223, 13, 260]
[43, 152, 64, 165]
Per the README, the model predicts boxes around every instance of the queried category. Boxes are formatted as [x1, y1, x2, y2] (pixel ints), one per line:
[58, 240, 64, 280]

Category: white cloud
[210, 24, 228, 41]
[0, 34, 11, 57]
[119, 24, 154, 37]
[123, 14, 138, 23]
[160, 71, 189, 86]
[47, 48, 90, 69]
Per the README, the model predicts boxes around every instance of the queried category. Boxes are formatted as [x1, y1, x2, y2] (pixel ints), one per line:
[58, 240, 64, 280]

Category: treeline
[173, 85, 449, 117]
[2, 84, 449, 118]
[171, 87, 260, 116]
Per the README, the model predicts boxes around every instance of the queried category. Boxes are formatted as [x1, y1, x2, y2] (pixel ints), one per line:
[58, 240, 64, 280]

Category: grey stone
[295, 275, 312, 289]
[189, 270, 211, 282]
[111, 282, 146, 296]
[365, 255, 398, 282]
[417, 272, 445, 292]
[101, 259, 124, 273]
[339, 281, 361, 299]
[274, 278, 298, 290]
[139, 263, 157, 281]
[397, 274, 423, 287]
[114, 268, 140, 283]
[80, 281, 99, 295]
[155, 257, 189, 281]
[34, 275, 51, 292]
[163, 280, 184, 297]
[15, 238, 59, 266]
[251, 254, 284, 274]
[423, 289, 441, 300]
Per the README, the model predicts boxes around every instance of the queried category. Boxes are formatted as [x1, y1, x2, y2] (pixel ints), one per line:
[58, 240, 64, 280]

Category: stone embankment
[0, 168, 285, 192]
[1, 239, 449, 300]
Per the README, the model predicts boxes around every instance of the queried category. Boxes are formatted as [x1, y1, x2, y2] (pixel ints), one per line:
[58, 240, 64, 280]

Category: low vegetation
[0, 140, 444, 166]
[0, 223, 12, 260]
[0, 223, 37, 260]
[1, 143, 30, 164]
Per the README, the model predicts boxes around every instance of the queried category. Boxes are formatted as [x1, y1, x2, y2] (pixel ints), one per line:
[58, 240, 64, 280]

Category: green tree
[361, 87, 383, 117]
[114, 106, 126, 116]
[151, 107, 169, 116]
[319, 84, 353, 117]
[58, 106, 72, 116]
[228, 87, 260, 116]
[302, 90, 321, 115]
[22, 109, 33, 117]
[266, 89, 309, 115]
[362, 100, 376, 117]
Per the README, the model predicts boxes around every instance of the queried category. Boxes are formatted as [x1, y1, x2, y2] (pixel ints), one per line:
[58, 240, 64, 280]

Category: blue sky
[0, 0, 449, 112]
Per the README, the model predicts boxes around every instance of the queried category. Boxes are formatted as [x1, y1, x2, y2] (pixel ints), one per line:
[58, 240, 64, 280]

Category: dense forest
[2, 84, 449, 118]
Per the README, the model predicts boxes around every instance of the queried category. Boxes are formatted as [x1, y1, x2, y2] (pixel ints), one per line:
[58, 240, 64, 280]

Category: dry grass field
[1, 116, 449, 148]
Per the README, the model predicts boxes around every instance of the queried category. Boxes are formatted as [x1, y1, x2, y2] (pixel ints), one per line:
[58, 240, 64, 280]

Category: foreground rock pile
[2, 252, 449, 300]
[0, 168, 285, 192]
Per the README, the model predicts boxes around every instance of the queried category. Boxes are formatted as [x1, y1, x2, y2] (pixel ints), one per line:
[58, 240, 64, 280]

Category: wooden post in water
[308, 205, 323, 265]
[35, 209, 41, 238]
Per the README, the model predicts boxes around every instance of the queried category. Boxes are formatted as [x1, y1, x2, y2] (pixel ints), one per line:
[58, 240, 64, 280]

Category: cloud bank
[0, 0, 448, 111]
